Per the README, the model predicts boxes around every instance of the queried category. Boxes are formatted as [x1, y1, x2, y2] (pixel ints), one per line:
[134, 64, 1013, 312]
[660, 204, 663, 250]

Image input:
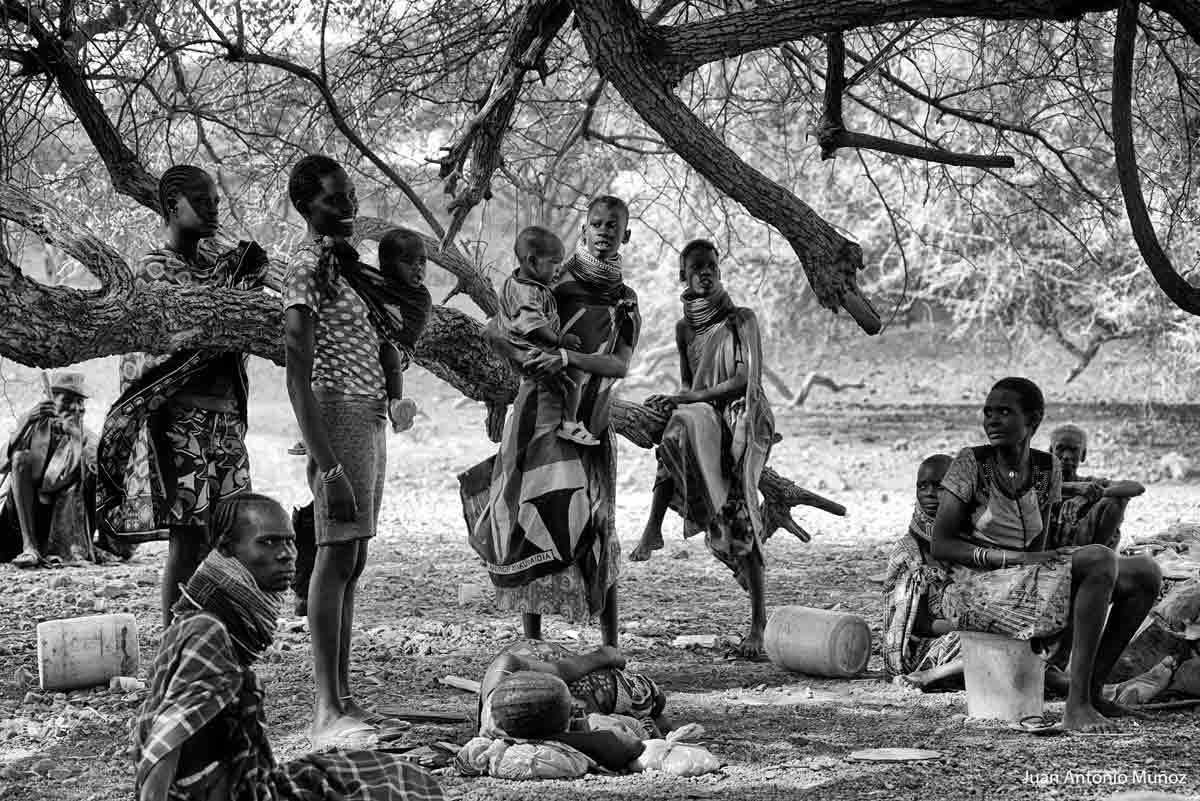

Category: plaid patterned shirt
[134, 609, 445, 801]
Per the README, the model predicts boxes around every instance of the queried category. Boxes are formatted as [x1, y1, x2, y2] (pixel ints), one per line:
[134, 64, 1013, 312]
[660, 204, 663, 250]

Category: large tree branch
[572, 0, 881, 334]
[816, 32, 1014, 168]
[4, 0, 159, 209]
[1112, 0, 1200, 315]
[652, 0, 1124, 82]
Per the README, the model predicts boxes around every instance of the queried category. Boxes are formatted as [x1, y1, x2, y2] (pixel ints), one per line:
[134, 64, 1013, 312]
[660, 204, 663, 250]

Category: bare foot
[629, 530, 663, 561]
[343, 700, 411, 728]
[737, 630, 765, 660]
[1061, 703, 1118, 733]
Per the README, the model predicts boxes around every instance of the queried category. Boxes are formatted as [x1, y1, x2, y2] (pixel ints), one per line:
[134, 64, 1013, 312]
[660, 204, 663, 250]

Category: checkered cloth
[134, 609, 444, 801]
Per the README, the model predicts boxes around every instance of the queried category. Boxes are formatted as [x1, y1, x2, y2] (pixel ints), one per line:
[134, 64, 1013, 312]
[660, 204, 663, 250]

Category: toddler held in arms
[489, 225, 597, 446]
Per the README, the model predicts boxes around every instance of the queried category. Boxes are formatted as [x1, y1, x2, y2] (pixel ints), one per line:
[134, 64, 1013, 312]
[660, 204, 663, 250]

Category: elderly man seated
[1047, 424, 1144, 550]
[0, 372, 98, 567]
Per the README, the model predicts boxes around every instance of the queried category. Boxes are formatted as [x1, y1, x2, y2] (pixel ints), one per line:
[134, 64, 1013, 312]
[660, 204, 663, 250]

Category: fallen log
[609, 398, 846, 544]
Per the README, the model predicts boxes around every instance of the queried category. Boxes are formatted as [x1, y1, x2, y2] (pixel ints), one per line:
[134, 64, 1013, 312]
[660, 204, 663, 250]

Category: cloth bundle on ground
[632, 734, 721, 777]
[455, 737, 593, 780]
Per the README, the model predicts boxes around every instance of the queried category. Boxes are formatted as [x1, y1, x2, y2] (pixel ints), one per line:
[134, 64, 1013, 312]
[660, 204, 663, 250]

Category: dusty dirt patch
[1, 364, 1198, 800]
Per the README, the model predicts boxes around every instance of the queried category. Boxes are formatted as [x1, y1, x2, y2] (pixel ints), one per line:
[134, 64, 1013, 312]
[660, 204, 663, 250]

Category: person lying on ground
[133, 492, 445, 801]
[0, 371, 97, 567]
[931, 377, 1162, 732]
[882, 454, 961, 684]
[629, 239, 775, 659]
[478, 639, 670, 770]
[1046, 423, 1144, 550]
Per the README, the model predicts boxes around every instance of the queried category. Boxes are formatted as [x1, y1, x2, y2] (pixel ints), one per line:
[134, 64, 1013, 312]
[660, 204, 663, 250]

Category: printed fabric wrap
[655, 304, 774, 588]
[881, 506, 961, 676]
[97, 242, 265, 543]
[462, 263, 639, 621]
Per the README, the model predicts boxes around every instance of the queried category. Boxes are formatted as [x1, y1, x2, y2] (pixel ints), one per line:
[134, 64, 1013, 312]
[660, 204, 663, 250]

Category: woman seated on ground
[930, 377, 1162, 732]
[478, 639, 669, 770]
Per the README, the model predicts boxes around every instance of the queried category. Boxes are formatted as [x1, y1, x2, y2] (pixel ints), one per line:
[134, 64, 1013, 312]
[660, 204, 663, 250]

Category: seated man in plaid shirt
[132, 492, 443, 801]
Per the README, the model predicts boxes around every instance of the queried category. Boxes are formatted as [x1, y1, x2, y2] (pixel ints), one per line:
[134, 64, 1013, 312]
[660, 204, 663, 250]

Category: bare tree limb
[816, 32, 1014, 168]
[1112, 0, 1200, 315]
[653, 0, 1125, 83]
[433, 0, 572, 250]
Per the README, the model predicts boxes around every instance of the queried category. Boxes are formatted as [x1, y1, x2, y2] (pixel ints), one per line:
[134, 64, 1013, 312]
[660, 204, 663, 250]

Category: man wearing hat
[0, 370, 98, 566]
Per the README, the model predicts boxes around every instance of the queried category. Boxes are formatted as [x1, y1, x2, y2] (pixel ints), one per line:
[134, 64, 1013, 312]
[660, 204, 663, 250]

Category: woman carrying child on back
[931, 377, 1161, 732]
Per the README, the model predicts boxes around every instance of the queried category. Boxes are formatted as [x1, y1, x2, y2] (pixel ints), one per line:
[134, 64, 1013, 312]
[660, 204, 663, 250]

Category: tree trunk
[571, 0, 881, 334]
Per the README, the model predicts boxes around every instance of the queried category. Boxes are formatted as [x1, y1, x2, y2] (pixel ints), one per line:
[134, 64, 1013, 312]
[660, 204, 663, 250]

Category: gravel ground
[1, 340, 1199, 800]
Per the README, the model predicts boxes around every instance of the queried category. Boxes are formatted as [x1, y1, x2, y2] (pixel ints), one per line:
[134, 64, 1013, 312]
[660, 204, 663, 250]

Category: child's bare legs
[557, 367, 599, 446]
[630, 479, 672, 561]
[310, 539, 368, 742]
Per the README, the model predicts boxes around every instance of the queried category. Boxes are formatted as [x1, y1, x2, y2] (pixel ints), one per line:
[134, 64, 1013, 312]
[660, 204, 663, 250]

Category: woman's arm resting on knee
[931, 492, 1059, 567]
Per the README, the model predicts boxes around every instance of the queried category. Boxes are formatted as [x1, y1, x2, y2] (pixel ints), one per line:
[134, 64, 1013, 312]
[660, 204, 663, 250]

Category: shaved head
[514, 225, 562, 263]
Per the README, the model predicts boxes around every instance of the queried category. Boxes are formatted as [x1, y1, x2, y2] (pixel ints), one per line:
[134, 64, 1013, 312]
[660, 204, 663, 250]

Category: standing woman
[931, 377, 1162, 732]
[467, 196, 639, 647]
[98, 165, 264, 627]
[282, 154, 418, 749]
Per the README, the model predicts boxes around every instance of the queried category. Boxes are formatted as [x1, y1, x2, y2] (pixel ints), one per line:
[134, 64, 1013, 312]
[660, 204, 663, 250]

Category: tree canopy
[2, 0, 1199, 385]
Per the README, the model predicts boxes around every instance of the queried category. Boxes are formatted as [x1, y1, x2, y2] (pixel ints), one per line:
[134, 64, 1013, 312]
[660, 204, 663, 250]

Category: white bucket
[959, 630, 1043, 721]
[37, 613, 140, 691]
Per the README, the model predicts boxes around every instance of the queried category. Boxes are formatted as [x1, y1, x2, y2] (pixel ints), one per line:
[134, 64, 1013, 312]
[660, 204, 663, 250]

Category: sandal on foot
[556, 422, 600, 446]
[310, 721, 382, 752]
[12, 551, 40, 569]
[1010, 715, 1065, 736]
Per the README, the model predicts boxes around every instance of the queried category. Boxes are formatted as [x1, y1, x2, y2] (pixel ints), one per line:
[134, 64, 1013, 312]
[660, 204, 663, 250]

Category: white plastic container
[959, 630, 1043, 721]
[37, 613, 140, 691]
[764, 605, 872, 678]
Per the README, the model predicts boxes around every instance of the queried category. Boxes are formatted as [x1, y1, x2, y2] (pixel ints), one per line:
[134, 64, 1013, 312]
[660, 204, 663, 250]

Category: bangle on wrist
[322, 463, 345, 483]
[559, 348, 568, 367]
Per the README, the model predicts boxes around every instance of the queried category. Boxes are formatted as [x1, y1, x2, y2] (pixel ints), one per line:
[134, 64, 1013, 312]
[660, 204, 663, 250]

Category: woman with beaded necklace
[628, 238, 775, 659]
[931, 377, 1162, 731]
